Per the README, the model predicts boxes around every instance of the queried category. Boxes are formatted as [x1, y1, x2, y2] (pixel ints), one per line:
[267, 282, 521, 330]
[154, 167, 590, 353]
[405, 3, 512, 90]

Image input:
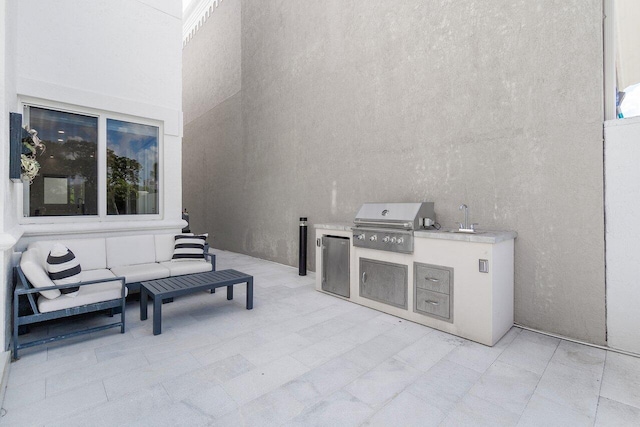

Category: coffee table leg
[246, 278, 253, 310]
[153, 297, 162, 335]
[140, 287, 148, 320]
[227, 285, 233, 301]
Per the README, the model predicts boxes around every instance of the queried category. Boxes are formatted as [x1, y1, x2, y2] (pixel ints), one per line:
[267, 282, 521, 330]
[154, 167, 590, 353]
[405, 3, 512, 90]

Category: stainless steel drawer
[415, 288, 450, 319]
[415, 264, 451, 294]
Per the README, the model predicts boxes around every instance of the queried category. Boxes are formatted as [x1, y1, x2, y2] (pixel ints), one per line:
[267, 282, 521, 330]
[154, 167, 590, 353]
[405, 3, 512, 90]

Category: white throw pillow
[172, 235, 207, 262]
[46, 244, 81, 297]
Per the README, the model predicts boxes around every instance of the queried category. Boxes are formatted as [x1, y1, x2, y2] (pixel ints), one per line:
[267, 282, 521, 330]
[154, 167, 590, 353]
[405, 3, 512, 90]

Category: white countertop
[414, 228, 517, 244]
[315, 223, 517, 244]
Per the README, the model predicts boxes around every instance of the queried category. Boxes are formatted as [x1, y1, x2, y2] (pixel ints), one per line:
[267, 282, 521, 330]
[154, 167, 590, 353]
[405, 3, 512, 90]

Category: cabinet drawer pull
[362, 272, 367, 283]
[425, 277, 439, 282]
[425, 300, 440, 306]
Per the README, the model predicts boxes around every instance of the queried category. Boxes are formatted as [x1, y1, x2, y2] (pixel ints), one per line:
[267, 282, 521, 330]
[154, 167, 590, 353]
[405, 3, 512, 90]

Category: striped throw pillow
[46, 244, 81, 297]
[172, 234, 207, 261]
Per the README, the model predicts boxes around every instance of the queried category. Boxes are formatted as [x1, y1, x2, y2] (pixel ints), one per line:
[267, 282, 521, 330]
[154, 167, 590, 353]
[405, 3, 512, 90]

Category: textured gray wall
[183, 0, 606, 344]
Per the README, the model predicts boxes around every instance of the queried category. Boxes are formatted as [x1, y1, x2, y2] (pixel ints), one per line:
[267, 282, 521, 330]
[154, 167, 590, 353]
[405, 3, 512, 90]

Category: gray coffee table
[140, 269, 253, 335]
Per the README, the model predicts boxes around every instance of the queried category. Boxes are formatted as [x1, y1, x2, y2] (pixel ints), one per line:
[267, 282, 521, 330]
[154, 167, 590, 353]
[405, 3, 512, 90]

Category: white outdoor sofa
[13, 234, 215, 359]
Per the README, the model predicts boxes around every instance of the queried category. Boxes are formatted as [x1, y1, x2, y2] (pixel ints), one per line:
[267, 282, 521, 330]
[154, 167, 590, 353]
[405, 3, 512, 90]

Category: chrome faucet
[458, 204, 478, 231]
[459, 204, 469, 230]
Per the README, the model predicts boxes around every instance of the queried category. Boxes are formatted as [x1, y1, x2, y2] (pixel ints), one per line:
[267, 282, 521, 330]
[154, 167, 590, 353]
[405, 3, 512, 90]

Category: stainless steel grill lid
[354, 202, 435, 230]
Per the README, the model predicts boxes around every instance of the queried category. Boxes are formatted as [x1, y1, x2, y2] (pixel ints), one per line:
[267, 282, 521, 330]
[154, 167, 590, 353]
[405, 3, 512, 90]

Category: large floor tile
[2, 381, 108, 426]
[284, 390, 373, 427]
[445, 339, 505, 374]
[344, 357, 421, 407]
[551, 340, 606, 376]
[394, 329, 464, 372]
[468, 360, 540, 416]
[534, 359, 602, 418]
[497, 332, 559, 375]
[406, 359, 481, 414]
[239, 332, 313, 366]
[517, 394, 594, 427]
[600, 351, 640, 410]
[45, 352, 148, 397]
[180, 383, 239, 418]
[214, 386, 306, 427]
[440, 394, 521, 427]
[102, 352, 202, 400]
[595, 396, 640, 426]
[366, 390, 446, 427]
[341, 332, 414, 370]
[222, 355, 310, 405]
[281, 356, 365, 406]
[47, 384, 176, 427]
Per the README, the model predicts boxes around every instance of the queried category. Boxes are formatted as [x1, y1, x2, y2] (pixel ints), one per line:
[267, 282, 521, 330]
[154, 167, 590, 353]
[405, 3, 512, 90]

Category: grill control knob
[397, 238, 404, 244]
[370, 235, 377, 242]
[383, 236, 390, 243]
[355, 233, 365, 240]
[390, 237, 397, 243]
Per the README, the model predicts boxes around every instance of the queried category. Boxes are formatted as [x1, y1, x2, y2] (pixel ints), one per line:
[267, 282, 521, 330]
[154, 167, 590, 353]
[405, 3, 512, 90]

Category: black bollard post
[299, 217, 307, 276]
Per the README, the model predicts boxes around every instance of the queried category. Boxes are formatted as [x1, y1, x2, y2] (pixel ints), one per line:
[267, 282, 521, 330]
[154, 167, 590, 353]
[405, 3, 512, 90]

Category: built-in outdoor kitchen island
[315, 203, 517, 346]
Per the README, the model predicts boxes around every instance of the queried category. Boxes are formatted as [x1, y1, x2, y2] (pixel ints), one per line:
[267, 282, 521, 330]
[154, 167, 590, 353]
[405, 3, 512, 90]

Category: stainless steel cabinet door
[322, 236, 350, 298]
[359, 258, 408, 309]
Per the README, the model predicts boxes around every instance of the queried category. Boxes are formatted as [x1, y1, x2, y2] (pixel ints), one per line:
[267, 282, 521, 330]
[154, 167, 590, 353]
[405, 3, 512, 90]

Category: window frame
[19, 99, 164, 224]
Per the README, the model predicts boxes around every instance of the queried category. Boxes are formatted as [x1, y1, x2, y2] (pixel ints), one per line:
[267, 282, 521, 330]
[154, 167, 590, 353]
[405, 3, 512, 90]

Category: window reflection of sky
[30, 107, 98, 144]
[107, 119, 159, 185]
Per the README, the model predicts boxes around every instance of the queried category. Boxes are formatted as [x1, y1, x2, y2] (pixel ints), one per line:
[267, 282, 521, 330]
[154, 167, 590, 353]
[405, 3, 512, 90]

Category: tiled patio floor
[2, 249, 640, 426]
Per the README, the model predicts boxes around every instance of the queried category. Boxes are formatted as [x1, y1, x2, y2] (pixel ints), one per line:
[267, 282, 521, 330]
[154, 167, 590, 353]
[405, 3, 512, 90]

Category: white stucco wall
[605, 116, 640, 354]
[12, 0, 184, 237]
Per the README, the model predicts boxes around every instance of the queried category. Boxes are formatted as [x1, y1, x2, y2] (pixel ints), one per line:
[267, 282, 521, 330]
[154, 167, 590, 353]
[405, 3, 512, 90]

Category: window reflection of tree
[107, 149, 142, 215]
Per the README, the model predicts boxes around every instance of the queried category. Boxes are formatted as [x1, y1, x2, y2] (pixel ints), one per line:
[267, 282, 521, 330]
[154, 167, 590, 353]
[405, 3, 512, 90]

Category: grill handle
[354, 219, 413, 229]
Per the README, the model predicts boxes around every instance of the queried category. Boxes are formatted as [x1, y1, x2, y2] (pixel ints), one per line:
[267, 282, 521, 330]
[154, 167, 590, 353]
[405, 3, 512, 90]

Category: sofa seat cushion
[30, 238, 107, 271]
[37, 269, 126, 313]
[21, 248, 61, 300]
[110, 263, 170, 284]
[80, 269, 118, 282]
[159, 260, 212, 277]
[106, 235, 156, 268]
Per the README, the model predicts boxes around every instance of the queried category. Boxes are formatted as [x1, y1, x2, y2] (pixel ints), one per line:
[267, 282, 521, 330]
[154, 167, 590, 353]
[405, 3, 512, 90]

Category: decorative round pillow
[46, 243, 81, 297]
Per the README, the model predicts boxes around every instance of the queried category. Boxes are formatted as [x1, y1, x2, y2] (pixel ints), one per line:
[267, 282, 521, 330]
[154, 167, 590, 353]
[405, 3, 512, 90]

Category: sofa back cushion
[154, 234, 176, 263]
[29, 238, 107, 271]
[20, 248, 61, 300]
[106, 235, 156, 268]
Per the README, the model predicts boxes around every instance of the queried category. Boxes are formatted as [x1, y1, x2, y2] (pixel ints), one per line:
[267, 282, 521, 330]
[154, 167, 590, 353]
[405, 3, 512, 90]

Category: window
[23, 105, 160, 218]
[26, 107, 98, 216]
[107, 120, 159, 215]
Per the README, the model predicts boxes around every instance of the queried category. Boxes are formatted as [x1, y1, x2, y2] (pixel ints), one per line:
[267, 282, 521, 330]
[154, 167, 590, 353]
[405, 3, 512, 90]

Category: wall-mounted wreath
[21, 125, 46, 184]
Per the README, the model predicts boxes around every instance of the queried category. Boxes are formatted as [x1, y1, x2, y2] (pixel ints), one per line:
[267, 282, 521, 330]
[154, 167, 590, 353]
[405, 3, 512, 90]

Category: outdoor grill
[352, 202, 435, 253]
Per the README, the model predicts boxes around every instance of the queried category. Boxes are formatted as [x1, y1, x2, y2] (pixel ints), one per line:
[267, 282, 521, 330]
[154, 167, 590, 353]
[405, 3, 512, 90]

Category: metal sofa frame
[13, 266, 126, 360]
